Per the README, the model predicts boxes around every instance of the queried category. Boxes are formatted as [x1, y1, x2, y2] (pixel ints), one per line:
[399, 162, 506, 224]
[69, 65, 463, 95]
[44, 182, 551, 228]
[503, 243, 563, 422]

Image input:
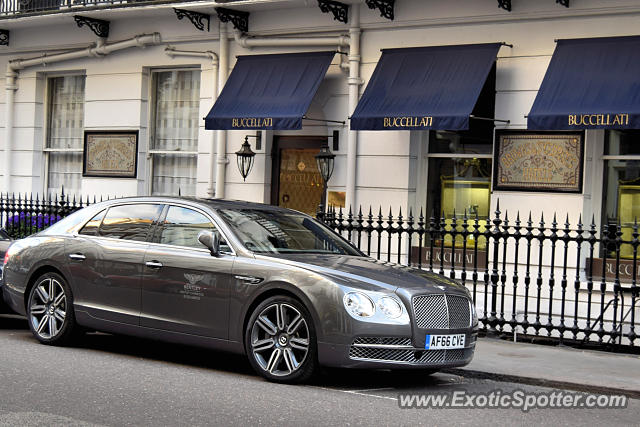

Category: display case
[440, 178, 491, 250]
[618, 184, 640, 259]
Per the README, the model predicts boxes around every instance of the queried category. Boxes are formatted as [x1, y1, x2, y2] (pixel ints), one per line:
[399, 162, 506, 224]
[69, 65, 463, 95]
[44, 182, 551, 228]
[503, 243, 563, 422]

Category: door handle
[69, 253, 86, 261]
[145, 260, 163, 269]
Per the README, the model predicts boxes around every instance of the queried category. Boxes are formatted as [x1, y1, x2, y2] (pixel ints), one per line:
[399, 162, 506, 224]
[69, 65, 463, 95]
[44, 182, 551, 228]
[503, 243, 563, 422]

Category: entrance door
[272, 137, 327, 216]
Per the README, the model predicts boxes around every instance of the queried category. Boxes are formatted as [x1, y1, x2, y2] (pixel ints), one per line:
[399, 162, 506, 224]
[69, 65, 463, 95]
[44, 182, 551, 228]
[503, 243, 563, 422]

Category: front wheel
[245, 296, 317, 383]
[27, 272, 77, 345]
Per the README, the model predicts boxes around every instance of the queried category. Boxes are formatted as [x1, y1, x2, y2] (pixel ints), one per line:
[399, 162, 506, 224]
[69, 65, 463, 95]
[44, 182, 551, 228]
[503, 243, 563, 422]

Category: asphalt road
[0, 315, 637, 426]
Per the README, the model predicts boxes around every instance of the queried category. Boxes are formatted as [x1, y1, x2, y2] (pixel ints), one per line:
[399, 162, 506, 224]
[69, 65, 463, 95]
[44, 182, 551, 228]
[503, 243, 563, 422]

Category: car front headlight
[343, 292, 375, 318]
[377, 296, 403, 319]
[342, 290, 410, 324]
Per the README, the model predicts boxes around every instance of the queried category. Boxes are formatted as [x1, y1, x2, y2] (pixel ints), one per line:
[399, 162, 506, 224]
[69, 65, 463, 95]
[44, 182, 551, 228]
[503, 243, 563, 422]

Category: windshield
[218, 209, 361, 255]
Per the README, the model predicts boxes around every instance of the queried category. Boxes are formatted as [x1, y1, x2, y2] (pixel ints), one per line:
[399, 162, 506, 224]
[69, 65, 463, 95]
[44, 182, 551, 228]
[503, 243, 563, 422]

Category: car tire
[245, 295, 318, 384]
[26, 272, 77, 346]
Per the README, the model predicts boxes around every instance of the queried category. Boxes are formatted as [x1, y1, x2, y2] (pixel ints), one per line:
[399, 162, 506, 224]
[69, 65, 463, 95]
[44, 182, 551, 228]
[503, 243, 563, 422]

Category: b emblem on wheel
[250, 302, 310, 377]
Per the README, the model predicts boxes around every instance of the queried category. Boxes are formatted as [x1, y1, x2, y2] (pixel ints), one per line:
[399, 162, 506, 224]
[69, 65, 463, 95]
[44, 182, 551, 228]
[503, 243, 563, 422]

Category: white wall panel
[357, 130, 410, 157]
[355, 155, 411, 191]
[495, 91, 538, 127]
[85, 73, 143, 101]
[12, 103, 41, 128]
[84, 100, 142, 128]
[496, 56, 552, 92]
[81, 178, 139, 198]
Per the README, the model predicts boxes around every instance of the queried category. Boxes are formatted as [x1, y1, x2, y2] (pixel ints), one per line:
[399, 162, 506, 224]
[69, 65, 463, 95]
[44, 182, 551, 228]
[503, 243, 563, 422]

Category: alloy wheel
[29, 278, 67, 340]
[250, 303, 310, 377]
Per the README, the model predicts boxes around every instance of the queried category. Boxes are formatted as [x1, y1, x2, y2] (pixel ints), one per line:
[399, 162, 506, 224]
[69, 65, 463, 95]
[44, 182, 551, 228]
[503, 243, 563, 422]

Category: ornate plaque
[493, 132, 583, 193]
[83, 131, 138, 178]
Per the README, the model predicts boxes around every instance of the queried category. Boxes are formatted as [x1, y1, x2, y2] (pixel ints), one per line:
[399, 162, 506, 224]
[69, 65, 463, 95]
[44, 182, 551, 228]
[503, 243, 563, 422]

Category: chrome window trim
[69, 199, 240, 256]
[73, 234, 152, 248]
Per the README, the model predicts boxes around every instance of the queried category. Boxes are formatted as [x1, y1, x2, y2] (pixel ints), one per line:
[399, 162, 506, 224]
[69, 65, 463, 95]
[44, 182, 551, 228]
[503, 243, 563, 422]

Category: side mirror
[197, 230, 220, 257]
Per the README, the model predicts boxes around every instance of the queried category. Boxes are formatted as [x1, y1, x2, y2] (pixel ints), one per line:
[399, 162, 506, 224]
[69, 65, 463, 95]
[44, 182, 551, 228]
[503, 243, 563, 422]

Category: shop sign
[587, 258, 640, 284]
[493, 132, 583, 193]
[231, 117, 273, 128]
[411, 247, 488, 269]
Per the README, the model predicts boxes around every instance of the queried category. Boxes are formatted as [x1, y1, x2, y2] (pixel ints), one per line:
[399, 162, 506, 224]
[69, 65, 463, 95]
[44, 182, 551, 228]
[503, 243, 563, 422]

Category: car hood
[262, 253, 468, 294]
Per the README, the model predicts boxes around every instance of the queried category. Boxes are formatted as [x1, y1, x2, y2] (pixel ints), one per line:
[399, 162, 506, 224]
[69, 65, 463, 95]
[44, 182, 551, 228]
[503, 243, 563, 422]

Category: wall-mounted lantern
[315, 144, 336, 216]
[235, 136, 256, 182]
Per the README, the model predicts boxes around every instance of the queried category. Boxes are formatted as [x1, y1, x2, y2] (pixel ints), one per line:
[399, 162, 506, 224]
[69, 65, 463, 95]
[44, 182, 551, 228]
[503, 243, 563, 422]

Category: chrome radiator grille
[352, 337, 412, 346]
[412, 295, 471, 329]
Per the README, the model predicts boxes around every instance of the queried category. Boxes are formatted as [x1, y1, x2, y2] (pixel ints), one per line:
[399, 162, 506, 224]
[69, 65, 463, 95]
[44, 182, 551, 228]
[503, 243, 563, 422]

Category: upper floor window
[150, 69, 200, 196]
[45, 75, 85, 196]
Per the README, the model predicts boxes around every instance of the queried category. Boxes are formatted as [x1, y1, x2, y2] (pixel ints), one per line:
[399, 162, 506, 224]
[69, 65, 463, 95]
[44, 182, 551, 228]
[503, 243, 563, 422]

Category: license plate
[425, 334, 465, 350]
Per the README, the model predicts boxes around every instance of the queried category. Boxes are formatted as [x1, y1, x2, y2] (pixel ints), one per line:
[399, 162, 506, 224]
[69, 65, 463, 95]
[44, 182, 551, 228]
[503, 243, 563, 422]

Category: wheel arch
[240, 283, 323, 354]
[24, 265, 68, 311]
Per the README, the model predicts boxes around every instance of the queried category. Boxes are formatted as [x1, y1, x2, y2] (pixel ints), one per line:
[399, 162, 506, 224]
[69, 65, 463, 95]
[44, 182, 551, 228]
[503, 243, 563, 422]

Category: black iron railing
[1, 191, 637, 350]
[0, 0, 181, 17]
[0, 191, 105, 238]
[320, 204, 639, 349]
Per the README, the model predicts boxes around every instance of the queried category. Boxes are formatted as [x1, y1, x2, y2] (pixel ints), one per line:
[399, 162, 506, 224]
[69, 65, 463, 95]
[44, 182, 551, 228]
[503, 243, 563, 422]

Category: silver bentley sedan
[1, 197, 477, 383]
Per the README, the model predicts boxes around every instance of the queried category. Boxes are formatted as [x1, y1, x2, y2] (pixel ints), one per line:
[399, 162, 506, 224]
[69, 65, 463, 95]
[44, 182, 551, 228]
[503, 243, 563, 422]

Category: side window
[99, 204, 163, 242]
[160, 206, 230, 251]
[79, 209, 106, 236]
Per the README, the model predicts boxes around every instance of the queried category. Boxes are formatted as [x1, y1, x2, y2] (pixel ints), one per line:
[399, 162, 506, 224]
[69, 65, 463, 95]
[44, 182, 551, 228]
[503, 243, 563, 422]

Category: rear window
[79, 209, 106, 236]
[99, 204, 163, 242]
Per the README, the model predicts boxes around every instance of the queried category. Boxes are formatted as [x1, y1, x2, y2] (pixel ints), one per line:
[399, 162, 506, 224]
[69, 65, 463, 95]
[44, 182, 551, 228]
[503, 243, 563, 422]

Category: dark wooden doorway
[271, 136, 327, 216]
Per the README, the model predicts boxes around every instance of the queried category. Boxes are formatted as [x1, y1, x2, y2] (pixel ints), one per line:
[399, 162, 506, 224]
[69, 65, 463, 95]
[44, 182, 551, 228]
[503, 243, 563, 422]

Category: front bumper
[318, 327, 477, 369]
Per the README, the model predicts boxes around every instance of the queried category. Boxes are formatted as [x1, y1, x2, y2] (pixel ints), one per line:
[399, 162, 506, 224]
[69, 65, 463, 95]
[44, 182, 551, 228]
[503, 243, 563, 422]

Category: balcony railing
[0, 0, 182, 18]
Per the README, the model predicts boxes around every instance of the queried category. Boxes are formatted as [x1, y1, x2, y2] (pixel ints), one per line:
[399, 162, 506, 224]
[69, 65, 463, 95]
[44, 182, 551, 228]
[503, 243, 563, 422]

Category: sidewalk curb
[443, 368, 640, 400]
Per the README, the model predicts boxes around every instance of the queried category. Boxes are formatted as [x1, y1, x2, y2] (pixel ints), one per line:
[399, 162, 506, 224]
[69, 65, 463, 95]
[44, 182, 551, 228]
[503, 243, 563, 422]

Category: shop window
[150, 69, 200, 196]
[44, 75, 85, 195]
[423, 65, 495, 251]
[602, 130, 640, 258]
[426, 140, 492, 250]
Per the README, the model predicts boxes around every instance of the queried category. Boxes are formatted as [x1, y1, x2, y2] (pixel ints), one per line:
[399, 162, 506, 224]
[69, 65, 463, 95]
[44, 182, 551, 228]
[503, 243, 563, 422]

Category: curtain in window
[152, 70, 200, 196]
[152, 153, 197, 196]
[47, 152, 83, 196]
[47, 75, 85, 195]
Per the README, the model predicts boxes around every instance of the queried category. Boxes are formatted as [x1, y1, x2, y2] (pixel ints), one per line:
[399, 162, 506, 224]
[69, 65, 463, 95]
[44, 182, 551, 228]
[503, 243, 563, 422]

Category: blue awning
[528, 36, 640, 130]
[350, 43, 502, 131]
[204, 51, 335, 130]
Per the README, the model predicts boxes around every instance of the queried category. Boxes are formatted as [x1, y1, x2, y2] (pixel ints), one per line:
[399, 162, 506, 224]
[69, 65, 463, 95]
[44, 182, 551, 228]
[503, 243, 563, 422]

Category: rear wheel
[245, 295, 317, 383]
[27, 272, 77, 345]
